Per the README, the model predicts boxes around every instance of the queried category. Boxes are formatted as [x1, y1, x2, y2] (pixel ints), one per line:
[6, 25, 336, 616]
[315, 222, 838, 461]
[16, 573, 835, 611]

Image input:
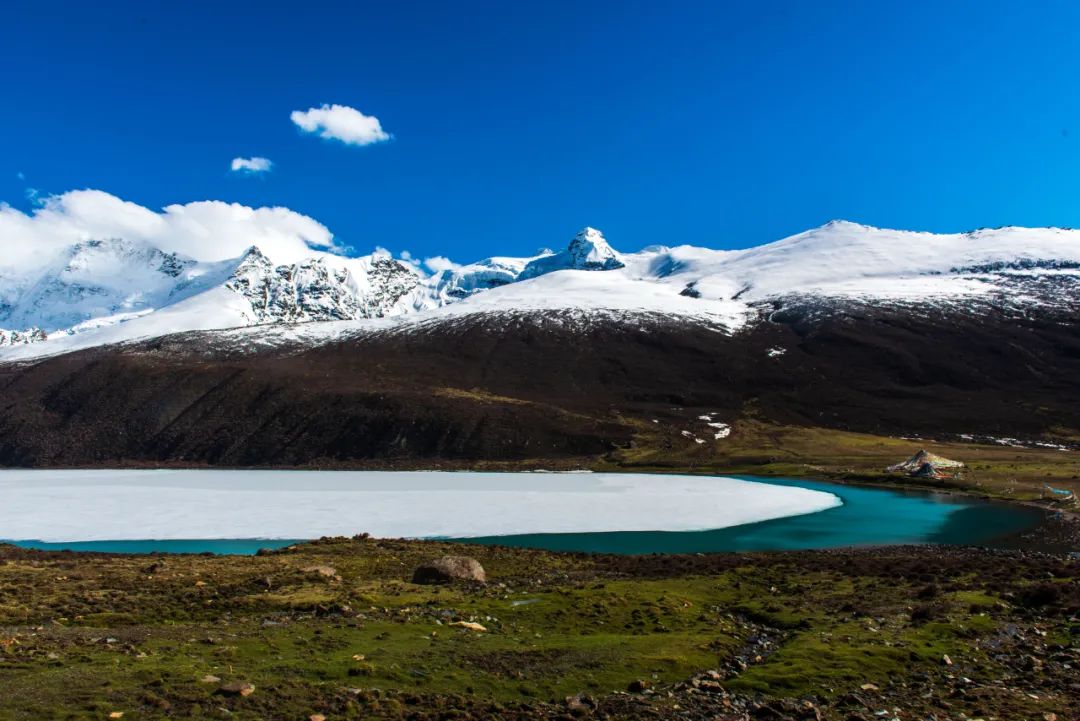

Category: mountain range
[5, 220, 1080, 358]
[1, 221, 1078, 467]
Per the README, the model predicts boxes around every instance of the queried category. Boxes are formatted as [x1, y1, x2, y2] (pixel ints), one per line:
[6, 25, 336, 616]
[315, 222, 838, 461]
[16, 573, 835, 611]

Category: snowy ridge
[2, 221, 1080, 360]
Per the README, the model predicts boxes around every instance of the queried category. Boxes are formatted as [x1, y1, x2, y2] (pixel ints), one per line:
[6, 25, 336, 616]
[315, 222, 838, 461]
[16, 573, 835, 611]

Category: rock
[942, 654, 953, 666]
[108, 713, 124, 719]
[628, 679, 651, 693]
[302, 565, 339, 579]
[310, 715, 326, 721]
[565, 693, 596, 715]
[450, 621, 488, 632]
[219, 681, 255, 697]
[411, 556, 486, 584]
[200, 674, 221, 684]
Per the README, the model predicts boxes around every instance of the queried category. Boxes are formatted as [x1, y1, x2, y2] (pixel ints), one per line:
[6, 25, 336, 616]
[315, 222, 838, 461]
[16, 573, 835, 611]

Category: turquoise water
[9, 538, 301, 555]
[6, 476, 1043, 556]
[457, 476, 1045, 554]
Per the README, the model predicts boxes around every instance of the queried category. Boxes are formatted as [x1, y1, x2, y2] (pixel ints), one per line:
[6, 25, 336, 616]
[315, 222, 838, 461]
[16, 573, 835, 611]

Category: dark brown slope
[0, 301, 1078, 467]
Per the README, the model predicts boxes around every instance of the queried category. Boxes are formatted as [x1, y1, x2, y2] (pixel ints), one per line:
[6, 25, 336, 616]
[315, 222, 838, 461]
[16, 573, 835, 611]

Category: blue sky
[3, 0, 1080, 262]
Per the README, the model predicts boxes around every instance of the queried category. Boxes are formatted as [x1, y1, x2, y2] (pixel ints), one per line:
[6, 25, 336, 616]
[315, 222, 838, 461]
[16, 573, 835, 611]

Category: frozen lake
[0, 470, 841, 542]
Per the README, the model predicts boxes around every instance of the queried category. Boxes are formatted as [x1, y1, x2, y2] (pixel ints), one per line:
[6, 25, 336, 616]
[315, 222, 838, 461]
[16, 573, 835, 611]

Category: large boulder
[411, 556, 486, 584]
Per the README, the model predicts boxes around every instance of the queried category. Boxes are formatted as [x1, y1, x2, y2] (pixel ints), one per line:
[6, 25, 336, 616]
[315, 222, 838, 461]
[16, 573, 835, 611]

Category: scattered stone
[450, 621, 487, 632]
[565, 692, 596, 715]
[411, 556, 486, 584]
[310, 715, 326, 721]
[218, 681, 255, 697]
[302, 565, 339, 579]
[200, 674, 221, 684]
[628, 679, 651, 693]
[942, 654, 953, 666]
[108, 713, 123, 719]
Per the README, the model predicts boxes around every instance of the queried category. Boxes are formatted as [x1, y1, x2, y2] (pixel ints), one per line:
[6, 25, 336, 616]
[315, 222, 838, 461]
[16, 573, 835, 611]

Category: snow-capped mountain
[2, 221, 1080, 356]
[3, 220, 1080, 468]
[0, 237, 231, 333]
[0, 238, 430, 348]
[224, 247, 421, 324]
[516, 226, 625, 279]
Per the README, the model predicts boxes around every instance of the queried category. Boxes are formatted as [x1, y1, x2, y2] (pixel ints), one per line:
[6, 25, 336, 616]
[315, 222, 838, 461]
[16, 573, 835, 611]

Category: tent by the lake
[886, 450, 965, 479]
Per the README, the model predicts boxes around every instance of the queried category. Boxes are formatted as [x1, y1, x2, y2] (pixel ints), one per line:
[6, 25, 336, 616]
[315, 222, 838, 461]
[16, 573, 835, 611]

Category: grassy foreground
[0, 537, 1076, 721]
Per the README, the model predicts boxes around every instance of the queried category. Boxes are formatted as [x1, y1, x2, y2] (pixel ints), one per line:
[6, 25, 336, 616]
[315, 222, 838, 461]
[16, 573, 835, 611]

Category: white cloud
[424, 255, 460, 273]
[230, 156, 273, 174]
[398, 250, 421, 267]
[290, 104, 391, 146]
[0, 189, 338, 274]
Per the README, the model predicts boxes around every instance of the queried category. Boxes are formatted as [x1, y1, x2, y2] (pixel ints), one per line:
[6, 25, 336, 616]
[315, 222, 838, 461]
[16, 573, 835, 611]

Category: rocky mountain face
[0, 328, 46, 346]
[359, 256, 423, 316]
[225, 249, 423, 325]
[224, 248, 419, 324]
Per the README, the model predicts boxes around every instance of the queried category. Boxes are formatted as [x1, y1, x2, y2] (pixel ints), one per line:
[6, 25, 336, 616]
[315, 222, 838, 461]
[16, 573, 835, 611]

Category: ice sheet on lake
[0, 470, 841, 542]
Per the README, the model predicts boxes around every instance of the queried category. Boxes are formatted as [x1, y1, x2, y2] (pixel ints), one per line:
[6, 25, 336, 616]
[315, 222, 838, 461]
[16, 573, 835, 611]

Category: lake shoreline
[2, 471, 1066, 555]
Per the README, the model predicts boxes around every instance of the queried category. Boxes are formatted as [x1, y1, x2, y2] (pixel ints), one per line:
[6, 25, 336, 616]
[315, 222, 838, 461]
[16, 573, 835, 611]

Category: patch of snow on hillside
[708, 422, 731, 440]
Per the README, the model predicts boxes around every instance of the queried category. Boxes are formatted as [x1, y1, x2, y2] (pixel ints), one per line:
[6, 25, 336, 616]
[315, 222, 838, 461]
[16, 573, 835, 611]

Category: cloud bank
[290, 104, 391, 146]
[424, 256, 460, 273]
[0, 189, 338, 274]
[230, 156, 273, 174]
